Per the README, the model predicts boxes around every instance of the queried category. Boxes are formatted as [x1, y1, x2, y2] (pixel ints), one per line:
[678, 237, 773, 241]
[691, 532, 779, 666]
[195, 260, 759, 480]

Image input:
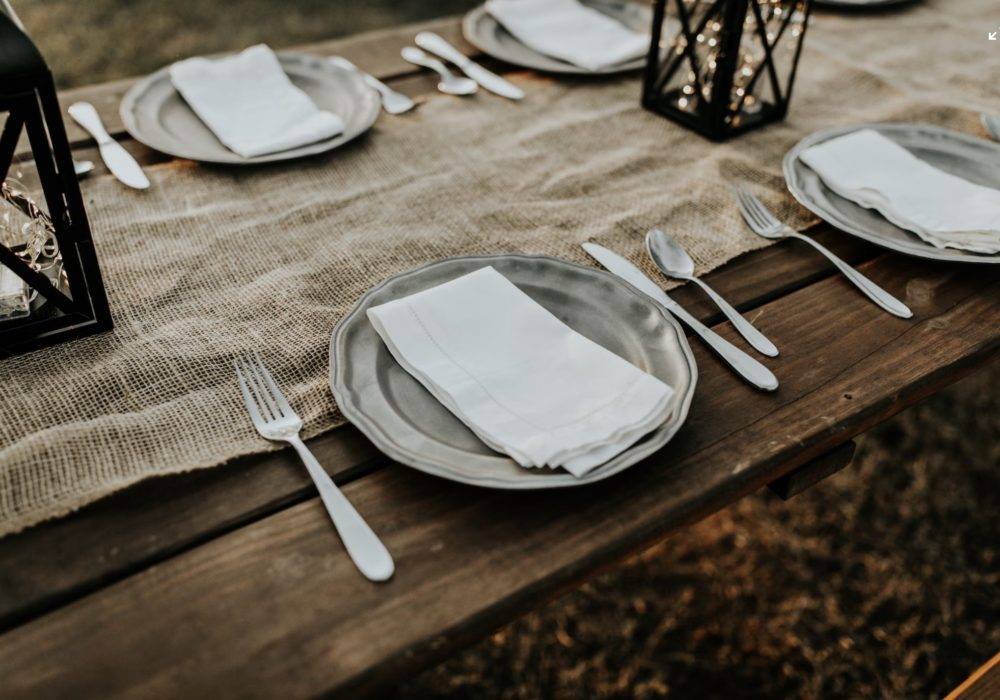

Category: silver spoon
[981, 113, 1000, 141]
[400, 47, 477, 96]
[329, 56, 416, 115]
[646, 228, 779, 357]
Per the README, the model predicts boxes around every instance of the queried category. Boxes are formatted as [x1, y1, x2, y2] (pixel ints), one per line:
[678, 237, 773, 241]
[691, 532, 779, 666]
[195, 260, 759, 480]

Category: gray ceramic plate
[462, 0, 651, 75]
[330, 255, 697, 490]
[784, 123, 1000, 264]
[120, 52, 381, 165]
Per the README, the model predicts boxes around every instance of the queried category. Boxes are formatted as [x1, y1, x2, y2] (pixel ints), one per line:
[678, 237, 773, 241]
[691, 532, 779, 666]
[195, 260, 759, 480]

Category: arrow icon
[990, 30, 998, 40]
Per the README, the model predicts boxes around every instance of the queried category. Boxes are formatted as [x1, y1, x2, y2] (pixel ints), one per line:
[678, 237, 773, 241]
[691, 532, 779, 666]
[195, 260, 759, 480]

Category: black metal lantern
[0, 10, 112, 356]
[643, 0, 812, 141]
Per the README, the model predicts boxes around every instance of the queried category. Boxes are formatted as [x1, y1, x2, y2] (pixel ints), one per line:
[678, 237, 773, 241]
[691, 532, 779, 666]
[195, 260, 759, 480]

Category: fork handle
[689, 277, 779, 357]
[786, 231, 913, 318]
[288, 436, 395, 582]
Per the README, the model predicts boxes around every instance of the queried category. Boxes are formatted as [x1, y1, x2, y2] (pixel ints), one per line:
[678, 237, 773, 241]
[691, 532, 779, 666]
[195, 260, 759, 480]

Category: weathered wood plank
[0, 225, 880, 630]
[1, 255, 993, 699]
[14, 17, 475, 158]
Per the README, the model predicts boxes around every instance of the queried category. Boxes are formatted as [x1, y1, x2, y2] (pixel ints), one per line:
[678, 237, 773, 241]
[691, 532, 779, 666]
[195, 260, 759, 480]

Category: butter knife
[415, 32, 524, 100]
[582, 243, 779, 392]
[68, 102, 149, 190]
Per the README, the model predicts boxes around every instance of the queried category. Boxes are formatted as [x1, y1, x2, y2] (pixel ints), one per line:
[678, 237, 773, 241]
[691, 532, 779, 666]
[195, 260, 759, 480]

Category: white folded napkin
[799, 128, 1000, 254]
[169, 44, 344, 158]
[367, 266, 674, 477]
[485, 0, 650, 71]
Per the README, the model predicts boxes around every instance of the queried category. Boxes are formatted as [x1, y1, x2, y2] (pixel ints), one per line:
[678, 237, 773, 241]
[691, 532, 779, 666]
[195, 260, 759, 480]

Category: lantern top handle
[0, 2, 48, 89]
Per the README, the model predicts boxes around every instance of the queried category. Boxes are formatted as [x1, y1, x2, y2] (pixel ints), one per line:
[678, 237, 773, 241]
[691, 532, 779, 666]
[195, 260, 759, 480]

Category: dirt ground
[10, 1, 999, 696]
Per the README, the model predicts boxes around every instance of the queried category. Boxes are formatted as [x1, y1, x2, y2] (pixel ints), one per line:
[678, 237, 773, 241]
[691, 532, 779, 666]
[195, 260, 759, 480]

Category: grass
[11, 0, 478, 88]
[11, 2, 999, 696]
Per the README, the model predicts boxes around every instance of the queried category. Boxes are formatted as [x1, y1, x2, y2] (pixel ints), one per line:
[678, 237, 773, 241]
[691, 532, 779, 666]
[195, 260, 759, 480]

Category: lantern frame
[0, 12, 112, 356]
[642, 0, 813, 141]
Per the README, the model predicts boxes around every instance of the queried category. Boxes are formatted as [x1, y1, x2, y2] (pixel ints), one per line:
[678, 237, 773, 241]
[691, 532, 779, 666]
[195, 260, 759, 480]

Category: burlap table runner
[0, 0, 995, 537]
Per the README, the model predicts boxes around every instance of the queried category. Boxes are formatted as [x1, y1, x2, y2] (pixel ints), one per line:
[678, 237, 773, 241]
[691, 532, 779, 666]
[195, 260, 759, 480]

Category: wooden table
[0, 16, 997, 699]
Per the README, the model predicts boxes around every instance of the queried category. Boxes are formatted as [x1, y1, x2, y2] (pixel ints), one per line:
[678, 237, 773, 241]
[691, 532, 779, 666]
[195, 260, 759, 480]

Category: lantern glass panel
[0, 175, 71, 323]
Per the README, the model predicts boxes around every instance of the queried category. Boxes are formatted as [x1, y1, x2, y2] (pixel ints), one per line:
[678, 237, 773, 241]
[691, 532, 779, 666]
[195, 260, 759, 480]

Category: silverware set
[403, 32, 523, 100]
[415, 32, 524, 99]
[583, 185, 917, 392]
[584, 242, 779, 391]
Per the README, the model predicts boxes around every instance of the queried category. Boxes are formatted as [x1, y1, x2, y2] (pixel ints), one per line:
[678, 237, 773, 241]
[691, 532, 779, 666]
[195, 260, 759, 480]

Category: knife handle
[669, 303, 779, 392]
[68, 102, 112, 145]
[415, 31, 470, 69]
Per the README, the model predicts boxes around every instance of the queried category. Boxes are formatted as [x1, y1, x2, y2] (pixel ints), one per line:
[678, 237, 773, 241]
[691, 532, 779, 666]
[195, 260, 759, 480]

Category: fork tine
[747, 191, 780, 228]
[252, 352, 295, 416]
[735, 187, 763, 231]
[235, 361, 268, 429]
[241, 357, 281, 420]
[243, 359, 277, 422]
[739, 188, 775, 232]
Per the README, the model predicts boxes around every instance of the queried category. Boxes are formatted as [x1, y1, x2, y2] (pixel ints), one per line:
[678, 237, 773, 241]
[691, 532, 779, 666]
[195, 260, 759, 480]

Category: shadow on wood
[767, 440, 856, 500]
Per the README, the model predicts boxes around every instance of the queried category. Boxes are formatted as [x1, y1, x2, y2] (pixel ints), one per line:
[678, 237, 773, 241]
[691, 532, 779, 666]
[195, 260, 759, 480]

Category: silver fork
[982, 113, 1000, 142]
[734, 187, 913, 319]
[235, 354, 394, 582]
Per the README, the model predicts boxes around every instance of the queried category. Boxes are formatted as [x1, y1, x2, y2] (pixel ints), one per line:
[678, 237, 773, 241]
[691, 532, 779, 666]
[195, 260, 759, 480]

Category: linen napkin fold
[799, 129, 1000, 254]
[169, 44, 344, 158]
[485, 0, 651, 71]
[367, 266, 674, 477]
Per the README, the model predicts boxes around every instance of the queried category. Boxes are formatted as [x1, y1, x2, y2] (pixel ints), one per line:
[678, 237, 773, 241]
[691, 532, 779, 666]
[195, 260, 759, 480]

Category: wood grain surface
[0, 14, 997, 700]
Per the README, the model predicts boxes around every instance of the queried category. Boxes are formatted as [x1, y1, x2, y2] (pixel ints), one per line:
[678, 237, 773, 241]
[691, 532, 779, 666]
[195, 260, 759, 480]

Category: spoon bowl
[645, 229, 695, 279]
[438, 77, 478, 96]
[401, 46, 477, 96]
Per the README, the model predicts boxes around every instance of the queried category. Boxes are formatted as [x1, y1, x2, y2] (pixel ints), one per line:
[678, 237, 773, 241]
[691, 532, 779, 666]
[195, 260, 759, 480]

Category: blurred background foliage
[6, 1, 997, 697]
[10, 0, 478, 88]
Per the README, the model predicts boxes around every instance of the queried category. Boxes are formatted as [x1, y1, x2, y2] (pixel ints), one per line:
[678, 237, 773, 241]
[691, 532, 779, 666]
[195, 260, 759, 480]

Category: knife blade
[68, 102, 150, 190]
[415, 31, 524, 100]
[582, 243, 778, 392]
